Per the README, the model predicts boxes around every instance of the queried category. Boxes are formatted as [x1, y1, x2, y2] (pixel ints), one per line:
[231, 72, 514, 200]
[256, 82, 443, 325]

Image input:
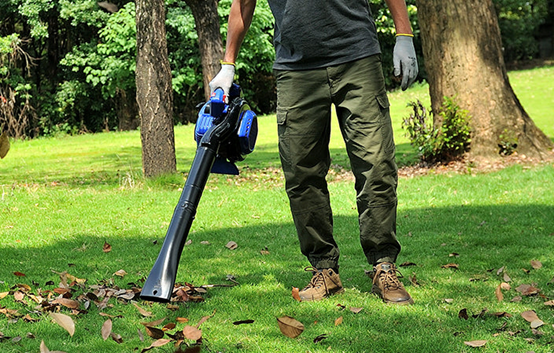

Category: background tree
[136, 0, 176, 177]
[416, 0, 553, 159]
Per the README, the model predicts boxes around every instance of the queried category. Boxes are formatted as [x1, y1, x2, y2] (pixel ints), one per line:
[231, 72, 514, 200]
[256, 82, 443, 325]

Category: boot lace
[376, 266, 404, 291]
[302, 267, 327, 290]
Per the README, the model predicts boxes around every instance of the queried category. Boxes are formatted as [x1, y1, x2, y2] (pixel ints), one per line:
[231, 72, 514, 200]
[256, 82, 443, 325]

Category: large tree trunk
[416, 0, 553, 159]
[184, 0, 223, 101]
[136, 0, 176, 177]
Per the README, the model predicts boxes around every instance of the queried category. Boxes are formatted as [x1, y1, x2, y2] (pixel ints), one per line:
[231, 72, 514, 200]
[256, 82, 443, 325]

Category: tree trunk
[136, 0, 176, 177]
[416, 0, 553, 159]
[184, 0, 223, 101]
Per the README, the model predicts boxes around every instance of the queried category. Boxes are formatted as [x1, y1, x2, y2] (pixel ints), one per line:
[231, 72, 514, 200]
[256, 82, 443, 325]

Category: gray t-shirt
[267, 0, 381, 70]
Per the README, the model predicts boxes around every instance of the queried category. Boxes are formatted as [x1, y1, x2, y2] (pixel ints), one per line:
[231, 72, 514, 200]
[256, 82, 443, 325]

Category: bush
[402, 97, 471, 163]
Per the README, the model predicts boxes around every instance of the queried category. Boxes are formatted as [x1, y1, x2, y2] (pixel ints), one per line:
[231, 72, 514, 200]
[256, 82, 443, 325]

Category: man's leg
[275, 68, 343, 301]
[330, 55, 412, 304]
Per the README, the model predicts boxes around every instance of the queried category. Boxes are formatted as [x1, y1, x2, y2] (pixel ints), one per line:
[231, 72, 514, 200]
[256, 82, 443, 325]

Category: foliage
[497, 128, 519, 156]
[493, 0, 550, 62]
[402, 97, 471, 163]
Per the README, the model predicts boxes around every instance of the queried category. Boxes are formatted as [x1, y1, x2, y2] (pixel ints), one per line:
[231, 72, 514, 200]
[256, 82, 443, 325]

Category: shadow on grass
[1, 203, 553, 352]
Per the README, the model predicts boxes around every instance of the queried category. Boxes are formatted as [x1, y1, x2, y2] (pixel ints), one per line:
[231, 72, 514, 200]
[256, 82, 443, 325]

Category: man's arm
[223, 0, 257, 64]
[384, 0, 413, 36]
[384, 0, 418, 90]
[209, 0, 257, 98]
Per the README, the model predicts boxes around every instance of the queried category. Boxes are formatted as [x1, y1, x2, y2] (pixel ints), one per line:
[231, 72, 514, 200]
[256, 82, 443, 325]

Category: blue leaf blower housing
[194, 84, 258, 175]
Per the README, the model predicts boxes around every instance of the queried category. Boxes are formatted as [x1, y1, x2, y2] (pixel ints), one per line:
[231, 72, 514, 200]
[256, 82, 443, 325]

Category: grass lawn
[0, 65, 553, 353]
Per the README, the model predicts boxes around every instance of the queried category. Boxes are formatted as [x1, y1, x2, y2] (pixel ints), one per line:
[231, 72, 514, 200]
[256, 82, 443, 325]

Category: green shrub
[402, 97, 471, 163]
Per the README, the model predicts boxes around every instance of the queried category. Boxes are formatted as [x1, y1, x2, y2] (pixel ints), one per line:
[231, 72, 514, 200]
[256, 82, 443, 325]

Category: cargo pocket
[276, 108, 291, 168]
[376, 93, 395, 155]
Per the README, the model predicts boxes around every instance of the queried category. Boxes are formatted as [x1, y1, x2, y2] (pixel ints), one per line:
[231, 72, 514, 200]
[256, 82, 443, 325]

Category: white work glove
[393, 35, 418, 91]
[208, 63, 235, 101]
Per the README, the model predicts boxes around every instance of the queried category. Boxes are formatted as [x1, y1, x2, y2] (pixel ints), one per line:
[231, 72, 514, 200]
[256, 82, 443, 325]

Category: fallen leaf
[140, 338, 171, 352]
[444, 298, 454, 303]
[458, 308, 469, 320]
[52, 298, 80, 310]
[500, 282, 511, 291]
[145, 326, 164, 339]
[133, 303, 152, 317]
[531, 319, 544, 329]
[449, 252, 460, 257]
[277, 316, 305, 338]
[0, 292, 8, 299]
[399, 261, 417, 267]
[496, 266, 505, 275]
[110, 332, 123, 343]
[101, 319, 112, 341]
[13, 272, 25, 277]
[441, 263, 459, 269]
[40, 340, 51, 353]
[464, 340, 487, 347]
[292, 287, 301, 302]
[350, 307, 363, 314]
[521, 310, 541, 323]
[183, 326, 202, 341]
[334, 316, 343, 326]
[102, 241, 112, 253]
[0, 132, 10, 159]
[225, 241, 238, 250]
[544, 300, 554, 306]
[313, 333, 328, 344]
[233, 320, 254, 325]
[162, 323, 176, 331]
[495, 284, 503, 302]
[531, 260, 542, 269]
[503, 272, 511, 282]
[176, 317, 189, 323]
[196, 310, 216, 328]
[113, 269, 127, 277]
[49, 312, 75, 337]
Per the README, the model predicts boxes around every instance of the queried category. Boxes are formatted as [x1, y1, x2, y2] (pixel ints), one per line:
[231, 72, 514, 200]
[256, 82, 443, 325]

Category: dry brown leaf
[176, 317, 189, 323]
[196, 310, 216, 328]
[225, 241, 238, 250]
[183, 325, 202, 341]
[0, 292, 8, 299]
[292, 287, 301, 302]
[133, 303, 152, 317]
[441, 263, 459, 269]
[495, 284, 504, 302]
[101, 319, 112, 341]
[49, 312, 75, 337]
[531, 319, 544, 329]
[140, 317, 166, 327]
[458, 308, 469, 320]
[113, 269, 127, 277]
[544, 300, 554, 306]
[500, 282, 511, 291]
[531, 260, 542, 269]
[145, 326, 164, 339]
[334, 316, 343, 326]
[521, 310, 540, 323]
[496, 266, 505, 275]
[140, 338, 172, 352]
[53, 298, 80, 310]
[13, 271, 25, 277]
[102, 241, 112, 253]
[350, 307, 363, 314]
[0, 132, 10, 159]
[110, 332, 123, 344]
[277, 316, 305, 338]
[162, 323, 176, 331]
[464, 340, 487, 347]
[40, 340, 50, 353]
[503, 272, 511, 282]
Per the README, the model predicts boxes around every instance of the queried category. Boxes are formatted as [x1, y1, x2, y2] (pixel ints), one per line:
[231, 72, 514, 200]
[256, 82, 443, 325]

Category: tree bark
[136, 0, 176, 177]
[184, 0, 223, 101]
[416, 0, 553, 159]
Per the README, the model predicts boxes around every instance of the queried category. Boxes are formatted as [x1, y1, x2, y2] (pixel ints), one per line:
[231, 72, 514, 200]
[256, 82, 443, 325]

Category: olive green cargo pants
[275, 55, 401, 270]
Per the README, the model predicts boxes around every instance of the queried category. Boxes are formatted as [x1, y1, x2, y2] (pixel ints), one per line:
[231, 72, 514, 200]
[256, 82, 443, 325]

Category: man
[210, 0, 418, 305]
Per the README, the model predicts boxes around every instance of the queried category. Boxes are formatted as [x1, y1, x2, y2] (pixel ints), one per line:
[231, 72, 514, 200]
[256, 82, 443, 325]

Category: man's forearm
[224, 0, 257, 63]
[384, 0, 413, 35]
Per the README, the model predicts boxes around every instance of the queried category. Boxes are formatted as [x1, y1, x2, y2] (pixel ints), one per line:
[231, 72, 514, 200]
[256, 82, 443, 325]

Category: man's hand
[209, 64, 236, 101]
[393, 35, 418, 91]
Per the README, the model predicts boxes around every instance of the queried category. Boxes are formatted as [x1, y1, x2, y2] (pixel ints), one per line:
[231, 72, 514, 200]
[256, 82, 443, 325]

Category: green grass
[0, 65, 553, 353]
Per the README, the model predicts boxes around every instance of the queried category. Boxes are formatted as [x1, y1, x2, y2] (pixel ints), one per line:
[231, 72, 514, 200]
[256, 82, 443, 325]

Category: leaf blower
[140, 84, 257, 302]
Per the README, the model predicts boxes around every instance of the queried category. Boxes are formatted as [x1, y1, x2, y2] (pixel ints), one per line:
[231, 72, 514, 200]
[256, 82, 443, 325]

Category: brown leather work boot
[298, 267, 344, 302]
[370, 262, 414, 305]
